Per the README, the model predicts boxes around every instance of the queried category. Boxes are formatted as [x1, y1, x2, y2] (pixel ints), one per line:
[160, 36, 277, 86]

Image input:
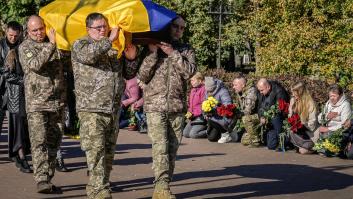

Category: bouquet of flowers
[287, 113, 303, 133]
[262, 99, 289, 150]
[202, 96, 219, 116]
[279, 113, 304, 151]
[313, 128, 345, 156]
[263, 98, 289, 122]
[216, 104, 239, 119]
[127, 106, 137, 130]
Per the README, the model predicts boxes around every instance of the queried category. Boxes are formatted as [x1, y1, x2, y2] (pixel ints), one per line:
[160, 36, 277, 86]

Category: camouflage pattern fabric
[27, 111, 63, 183]
[71, 36, 138, 114]
[234, 85, 258, 115]
[18, 38, 65, 113]
[138, 42, 196, 113]
[78, 112, 118, 199]
[146, 112, 184, 184]
[241, 114, 261, 146]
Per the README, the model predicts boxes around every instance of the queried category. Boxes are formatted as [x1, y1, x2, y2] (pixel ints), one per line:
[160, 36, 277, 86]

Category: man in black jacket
[256, 78, 289, 150]
[0, 21, 22, 136]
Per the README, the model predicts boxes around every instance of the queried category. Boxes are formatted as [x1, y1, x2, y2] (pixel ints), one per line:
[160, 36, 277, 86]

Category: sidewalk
[1, 127, 353, 199]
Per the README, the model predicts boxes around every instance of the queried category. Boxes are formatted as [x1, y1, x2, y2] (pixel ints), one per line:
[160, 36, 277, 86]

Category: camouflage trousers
[27, 111, 63, 183]
[78, 112, 118, 198]
[241, 114, 261, 146]
[146, 112, 184, 185]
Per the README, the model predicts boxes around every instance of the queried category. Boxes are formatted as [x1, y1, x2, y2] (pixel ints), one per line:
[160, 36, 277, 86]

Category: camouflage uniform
[233, 85, 260, 146]
[71, 36, 137, 198]
[18, 38, 65, 183]
[139, 42, 196, 192]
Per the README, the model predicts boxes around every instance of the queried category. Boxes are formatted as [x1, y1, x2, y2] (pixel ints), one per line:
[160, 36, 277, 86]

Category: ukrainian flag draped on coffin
[39, 0, 177, 57]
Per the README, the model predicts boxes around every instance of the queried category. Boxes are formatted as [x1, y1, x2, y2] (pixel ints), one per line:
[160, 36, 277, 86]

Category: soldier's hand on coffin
[159, 42, 174, 55]
[109, 27, 119, 42]
[48, 28, 56, 44]
[124, 43, 137, 60]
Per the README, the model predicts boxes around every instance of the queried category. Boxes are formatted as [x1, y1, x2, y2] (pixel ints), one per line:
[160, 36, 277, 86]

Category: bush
[202, 69, 351, 106]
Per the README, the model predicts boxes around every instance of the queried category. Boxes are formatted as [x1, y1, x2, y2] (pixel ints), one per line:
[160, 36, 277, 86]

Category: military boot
[94, 189, 112, 199]
[152, 181, 176, 199]
[37, 181, 53, 193]
[56, 157, 69, 172]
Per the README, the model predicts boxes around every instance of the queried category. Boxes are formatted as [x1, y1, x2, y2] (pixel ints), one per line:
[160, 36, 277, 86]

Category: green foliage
[0, 0, 53, 24]
[1, 0, 352, 88]
[254, 0, 353, 88]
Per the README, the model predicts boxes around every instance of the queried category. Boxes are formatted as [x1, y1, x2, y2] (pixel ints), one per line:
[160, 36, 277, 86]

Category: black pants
[207, 120, 227, 142]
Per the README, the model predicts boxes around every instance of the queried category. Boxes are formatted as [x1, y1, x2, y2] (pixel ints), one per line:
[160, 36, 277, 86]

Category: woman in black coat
[4, 49, 31, 173]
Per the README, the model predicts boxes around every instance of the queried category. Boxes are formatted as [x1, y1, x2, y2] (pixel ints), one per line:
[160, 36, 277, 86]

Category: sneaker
[218, 133, 232, 143]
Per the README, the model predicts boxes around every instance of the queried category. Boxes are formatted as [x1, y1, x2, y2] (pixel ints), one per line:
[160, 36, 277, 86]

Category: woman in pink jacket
[120, 77, 141, 130]
[183, 72, 207, 138]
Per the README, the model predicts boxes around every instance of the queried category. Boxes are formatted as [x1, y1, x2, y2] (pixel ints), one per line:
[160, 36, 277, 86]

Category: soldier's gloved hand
[48, 28, 56, 44]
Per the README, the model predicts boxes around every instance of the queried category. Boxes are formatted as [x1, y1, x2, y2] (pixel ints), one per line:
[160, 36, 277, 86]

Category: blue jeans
[266, 115, 284, 150]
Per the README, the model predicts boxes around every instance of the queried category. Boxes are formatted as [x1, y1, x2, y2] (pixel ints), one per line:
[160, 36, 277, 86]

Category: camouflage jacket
[138, 42, 196, 113]
[71, 36, 138, 114]
[234, 85, 258, 115]
[19, 38, 65, 113]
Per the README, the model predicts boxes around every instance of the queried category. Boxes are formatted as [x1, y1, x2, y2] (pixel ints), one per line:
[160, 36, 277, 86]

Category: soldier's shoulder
[73, 36, 91, 48]
[19, 39, 34, 50]
[19, 39, 35, 58]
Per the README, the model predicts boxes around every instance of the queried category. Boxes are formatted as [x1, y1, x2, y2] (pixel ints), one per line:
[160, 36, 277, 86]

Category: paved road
[1, 124, 353, 199]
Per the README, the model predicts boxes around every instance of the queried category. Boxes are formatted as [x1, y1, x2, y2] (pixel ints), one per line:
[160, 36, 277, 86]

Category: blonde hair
[291, 82, 316, 123]
[191, 72, 204, 81]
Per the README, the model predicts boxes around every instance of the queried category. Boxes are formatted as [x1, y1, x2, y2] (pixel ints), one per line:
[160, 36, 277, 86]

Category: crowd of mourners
[0, 12, 352, 199]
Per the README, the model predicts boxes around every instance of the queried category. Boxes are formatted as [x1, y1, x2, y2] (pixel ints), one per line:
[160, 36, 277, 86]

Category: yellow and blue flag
[39, 0, 177, 57]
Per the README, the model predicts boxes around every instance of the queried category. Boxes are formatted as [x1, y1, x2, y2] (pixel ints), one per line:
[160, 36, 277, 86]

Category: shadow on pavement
[115, 153, 225, 166]
[173, 164, 353, 198]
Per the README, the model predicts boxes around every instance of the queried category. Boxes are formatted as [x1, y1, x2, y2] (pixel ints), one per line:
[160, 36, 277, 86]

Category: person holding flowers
[288, 82, 319, 154]
[232, 75, 260, 146]
[183, 72, 207, 138]
[203, 76, 233, 143]
[256, 78, 289, 150]
[314, 85, 351, 141]
[313, 85, 352, 153]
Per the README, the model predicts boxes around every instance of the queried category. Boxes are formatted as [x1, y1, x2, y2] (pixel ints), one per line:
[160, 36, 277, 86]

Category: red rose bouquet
[216, 104, 238, 119]
[287, 113, 303, 133]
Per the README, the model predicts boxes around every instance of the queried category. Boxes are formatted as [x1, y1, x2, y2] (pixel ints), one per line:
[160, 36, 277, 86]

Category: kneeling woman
[289, 82, 318, 154]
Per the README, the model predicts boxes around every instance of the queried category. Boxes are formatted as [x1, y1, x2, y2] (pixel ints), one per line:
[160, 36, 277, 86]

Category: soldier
[18, 15, 65, 193]
[139, 15, 196, 199]
[232, 75, 260, 146]
[0, 21, 23, 136]
[71, 13, 138, 199]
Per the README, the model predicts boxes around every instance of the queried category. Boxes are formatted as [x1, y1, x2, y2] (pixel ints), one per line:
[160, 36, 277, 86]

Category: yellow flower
[322, 140, 340, 153]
